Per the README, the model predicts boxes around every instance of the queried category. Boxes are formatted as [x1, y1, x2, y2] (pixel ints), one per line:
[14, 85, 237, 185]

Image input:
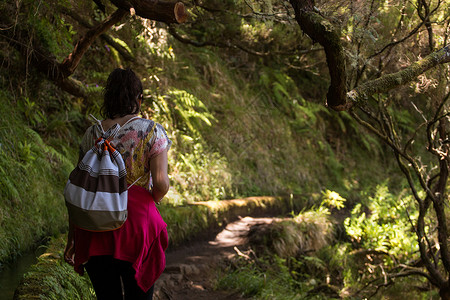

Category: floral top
[80, 117, 171, 190]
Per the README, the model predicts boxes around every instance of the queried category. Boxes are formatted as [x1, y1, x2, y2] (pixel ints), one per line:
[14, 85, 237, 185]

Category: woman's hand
[64, 222, 75, 266]
[64, 238, 75, 266]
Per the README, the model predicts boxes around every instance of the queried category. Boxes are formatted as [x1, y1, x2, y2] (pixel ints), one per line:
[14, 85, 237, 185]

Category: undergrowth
[13, 236, 94, 300]
[216, 187, 439, 299]
[217, 205, 339, 299]
[0, 89, 79, 264]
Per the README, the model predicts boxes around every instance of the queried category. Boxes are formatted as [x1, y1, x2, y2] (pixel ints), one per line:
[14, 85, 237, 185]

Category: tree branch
[289, 0, 348, 110]
[167, 25, 317, 57]
[59, 5, 135, 62]
[430, 118, 450, 274]
[353, 0, 378, 88]
[417, 0, 439, 52]
[109, 0, 188, 24]
[368, 0, 441, 60]
[347, 44, 450, 105]
[427, 91, 450, 158]
[289, 0, 450, 111]
[2, 0, 186, 99]
[350, 109, 446, 286]
[60, 8, 128, 76]
[368, 20, 426, 61]
[0, 27, 88, 98]
[391, 267, 438, 285]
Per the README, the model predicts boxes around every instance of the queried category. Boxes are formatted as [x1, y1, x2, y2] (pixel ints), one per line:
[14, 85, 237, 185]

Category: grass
[217, 259, 304, 300]
[13, 236, 94, 300]
[0, 90, 77, 264]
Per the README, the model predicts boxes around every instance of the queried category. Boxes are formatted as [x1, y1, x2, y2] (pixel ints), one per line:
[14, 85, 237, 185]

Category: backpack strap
[105, 116, 140, 141]
[122, 116, 140, 126]
[127, 176, 142, 190]
[90, 114, 141, 140]
[89, 114, 105, 134]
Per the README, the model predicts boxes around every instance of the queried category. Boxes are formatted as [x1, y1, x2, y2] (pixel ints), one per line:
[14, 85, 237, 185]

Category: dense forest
[1, 0, 450, 299]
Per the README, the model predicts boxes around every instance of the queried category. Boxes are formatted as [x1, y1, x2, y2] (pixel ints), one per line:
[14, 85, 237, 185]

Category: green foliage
[14, 237, 94, 300]
[23, 0, 75, 60]
[148, 92, 233, 202]
[321, 190, 345, 210]
[271, 209, 334, 258]
[18, 97, 48, 129]
[335, 185, 438, 297]
[344, 184, 418, 256]
[170, 145, 233, 203]
[0, 90, 78, 264]
[217, 255, 308, 299]
[216, 186, 433, 299]
[165, 89, 216, 136]
[166, 49, 323, 196]
[145, 86, 235, 203]
[159, 205, 211, 245]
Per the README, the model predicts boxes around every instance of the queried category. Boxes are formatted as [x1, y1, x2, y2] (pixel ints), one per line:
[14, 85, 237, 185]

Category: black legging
[85, 255, 154, 300]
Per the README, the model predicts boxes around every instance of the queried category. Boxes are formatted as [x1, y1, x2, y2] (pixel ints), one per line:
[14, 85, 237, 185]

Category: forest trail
[154, 217, 274, 300]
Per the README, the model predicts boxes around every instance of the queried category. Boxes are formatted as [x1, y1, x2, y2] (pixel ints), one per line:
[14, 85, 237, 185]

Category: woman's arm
[150, 149, 169, 203]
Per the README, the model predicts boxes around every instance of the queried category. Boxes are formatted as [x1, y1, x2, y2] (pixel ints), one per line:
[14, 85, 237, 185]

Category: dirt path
[154, 217, 274, 300]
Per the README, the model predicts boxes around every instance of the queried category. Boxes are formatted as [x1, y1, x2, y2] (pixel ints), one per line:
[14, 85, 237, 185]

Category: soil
[154, 217, 274, 300]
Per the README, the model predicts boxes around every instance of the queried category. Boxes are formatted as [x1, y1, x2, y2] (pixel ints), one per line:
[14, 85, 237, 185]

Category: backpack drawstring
[91, 114, 143, 190]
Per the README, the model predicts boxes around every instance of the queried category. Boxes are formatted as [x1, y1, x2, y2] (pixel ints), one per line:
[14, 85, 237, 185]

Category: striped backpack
[64, 117, 138, 232]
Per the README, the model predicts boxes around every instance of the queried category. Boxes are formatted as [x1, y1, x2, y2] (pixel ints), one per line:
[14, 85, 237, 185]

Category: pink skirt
[73, 185, 168, 292]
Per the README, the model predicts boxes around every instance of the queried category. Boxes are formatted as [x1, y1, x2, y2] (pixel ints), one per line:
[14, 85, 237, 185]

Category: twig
[368, 1, 441, 60]
[233, 246, 251, 260]
[411, 101, 428, 122]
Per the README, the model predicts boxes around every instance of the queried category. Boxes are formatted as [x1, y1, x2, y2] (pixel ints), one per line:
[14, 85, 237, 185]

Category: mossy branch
[347, 44, 450, 105]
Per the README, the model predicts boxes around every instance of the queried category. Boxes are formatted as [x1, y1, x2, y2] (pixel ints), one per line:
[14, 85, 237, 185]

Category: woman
[64, 68, 171, 300]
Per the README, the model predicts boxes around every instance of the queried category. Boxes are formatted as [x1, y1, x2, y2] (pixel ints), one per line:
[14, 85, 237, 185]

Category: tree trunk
[109, 0, 188, 24]
[289, 0, 348, 110]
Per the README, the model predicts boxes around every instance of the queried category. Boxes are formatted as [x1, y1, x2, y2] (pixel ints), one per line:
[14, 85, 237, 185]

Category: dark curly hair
[102, 68, 143, 119]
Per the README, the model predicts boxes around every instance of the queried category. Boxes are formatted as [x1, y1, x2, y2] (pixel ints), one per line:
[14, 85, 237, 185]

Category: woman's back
[79, 117, 171, 190]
